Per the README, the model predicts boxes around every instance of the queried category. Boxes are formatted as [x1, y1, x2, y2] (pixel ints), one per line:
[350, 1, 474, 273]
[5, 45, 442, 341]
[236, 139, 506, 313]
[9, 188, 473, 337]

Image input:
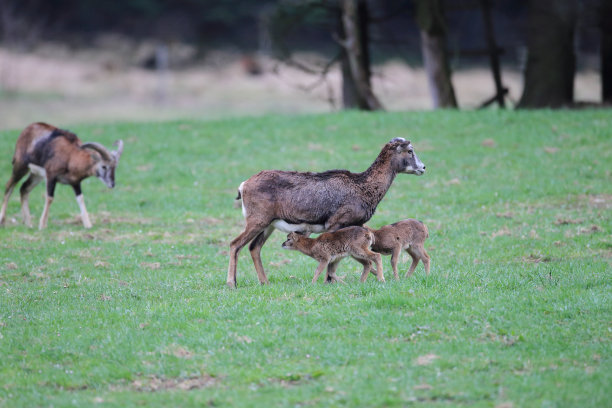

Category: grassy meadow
[0, 110, 610, 407]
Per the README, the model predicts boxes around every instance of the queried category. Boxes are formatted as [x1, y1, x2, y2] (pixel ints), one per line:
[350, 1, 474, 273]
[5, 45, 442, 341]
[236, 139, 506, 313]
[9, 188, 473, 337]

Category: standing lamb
[227, 137, 426, 288]
[368, 219, 430, 278]
[281, 227, 384, 283]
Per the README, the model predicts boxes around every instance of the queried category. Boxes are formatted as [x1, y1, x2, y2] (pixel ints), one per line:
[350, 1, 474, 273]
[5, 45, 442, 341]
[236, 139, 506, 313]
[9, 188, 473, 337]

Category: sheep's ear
[395, 141, 411, 152]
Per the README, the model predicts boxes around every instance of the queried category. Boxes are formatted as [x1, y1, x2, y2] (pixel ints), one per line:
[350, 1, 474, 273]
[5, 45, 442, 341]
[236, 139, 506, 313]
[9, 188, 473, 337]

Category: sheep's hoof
[226, 281, 236, 289]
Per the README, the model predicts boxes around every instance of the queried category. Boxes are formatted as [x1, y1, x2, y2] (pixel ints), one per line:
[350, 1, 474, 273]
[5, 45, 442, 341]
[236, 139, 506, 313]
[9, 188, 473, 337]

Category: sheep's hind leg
[352, 257, 373, 282]
[1, 166, 28, 225]
[20, 173, 44, 228]
[326, 259, 344, 283]
[369, 251, 385, 282]
[406, 244, 430, 276]
[227, 222, 268, 288]
[249, 225, 274, 285]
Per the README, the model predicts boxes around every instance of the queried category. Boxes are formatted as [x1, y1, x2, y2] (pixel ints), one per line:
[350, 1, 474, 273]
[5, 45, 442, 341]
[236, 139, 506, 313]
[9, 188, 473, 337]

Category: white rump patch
[272, 220, 326, 234]
[28, 164, 47, 179]
[238, 182, 246, 217]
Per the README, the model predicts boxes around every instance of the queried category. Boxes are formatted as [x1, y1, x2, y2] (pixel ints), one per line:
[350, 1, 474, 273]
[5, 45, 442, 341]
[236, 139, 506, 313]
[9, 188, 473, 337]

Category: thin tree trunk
[518, 0, 577, 108]
[338, 7, 359, 108]
[601, 0, 612, 103]
[414, 0, 457, 109]
[340, 0, 383, 110]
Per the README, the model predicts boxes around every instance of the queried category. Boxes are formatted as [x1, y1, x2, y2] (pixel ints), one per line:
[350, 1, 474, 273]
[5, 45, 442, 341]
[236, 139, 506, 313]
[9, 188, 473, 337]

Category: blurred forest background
[0, 0, 609, 129]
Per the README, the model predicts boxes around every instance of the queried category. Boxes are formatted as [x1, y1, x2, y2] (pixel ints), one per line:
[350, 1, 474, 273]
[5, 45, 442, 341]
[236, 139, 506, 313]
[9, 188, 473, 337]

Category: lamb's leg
[1, 167, 28, 225]
[326, 259, 343, 283]
[353, 257, 373, 282]
[369, 251, 384, 282]
[312, 260, 329, 284]
[406, 244, 430, 276]
[227, 222, 269, 288]
[390, 245, 402, 280]
[249, 225, 274, 285]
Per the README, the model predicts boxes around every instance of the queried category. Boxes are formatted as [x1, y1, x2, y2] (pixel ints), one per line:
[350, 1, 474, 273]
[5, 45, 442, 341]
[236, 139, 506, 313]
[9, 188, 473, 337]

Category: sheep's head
[82, 140, 124, 188]
[389, 137, 426, 176]
[281, 232, 300, 250]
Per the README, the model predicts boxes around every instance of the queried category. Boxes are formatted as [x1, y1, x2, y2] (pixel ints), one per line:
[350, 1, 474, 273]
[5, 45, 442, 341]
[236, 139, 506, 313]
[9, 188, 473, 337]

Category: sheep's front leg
[73, 183, 92, 229]
[353, 257, 373, 282]
[312, 259, 329, 284]
[227, 222, 268, 288]
[39, 178, 56, 230]
[390, 245, 402, 280]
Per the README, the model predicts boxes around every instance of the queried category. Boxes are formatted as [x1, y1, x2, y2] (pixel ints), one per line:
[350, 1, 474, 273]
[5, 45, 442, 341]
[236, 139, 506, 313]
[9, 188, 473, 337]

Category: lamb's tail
[364, 226, 376, 246]
[419, 220, 429, 238]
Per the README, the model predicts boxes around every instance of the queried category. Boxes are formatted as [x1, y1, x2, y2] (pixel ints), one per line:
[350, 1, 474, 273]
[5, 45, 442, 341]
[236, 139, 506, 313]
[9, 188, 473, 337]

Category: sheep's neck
[359, 156, 396, 206]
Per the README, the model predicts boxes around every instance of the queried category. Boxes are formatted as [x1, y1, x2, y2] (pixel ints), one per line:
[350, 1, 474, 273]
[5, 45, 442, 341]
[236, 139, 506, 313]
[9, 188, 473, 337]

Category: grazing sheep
[0, 122, 123, 229]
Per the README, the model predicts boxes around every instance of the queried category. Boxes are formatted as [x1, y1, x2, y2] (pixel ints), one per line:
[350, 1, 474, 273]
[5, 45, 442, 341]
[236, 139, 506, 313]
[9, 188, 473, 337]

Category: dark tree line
[1, 0, 610, 109]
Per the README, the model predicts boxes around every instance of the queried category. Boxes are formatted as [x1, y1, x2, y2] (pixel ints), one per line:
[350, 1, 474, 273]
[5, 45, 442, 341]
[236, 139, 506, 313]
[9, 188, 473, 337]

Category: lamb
[0, 122, 123, 229]
[367, 219, 430, 278]
[281, 226, 384, 283]
[227, 137, 426, 288]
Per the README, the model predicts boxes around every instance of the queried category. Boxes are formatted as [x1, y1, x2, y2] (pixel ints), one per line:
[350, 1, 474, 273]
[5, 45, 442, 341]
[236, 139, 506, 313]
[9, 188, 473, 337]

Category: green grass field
[0, 110, 610, 407]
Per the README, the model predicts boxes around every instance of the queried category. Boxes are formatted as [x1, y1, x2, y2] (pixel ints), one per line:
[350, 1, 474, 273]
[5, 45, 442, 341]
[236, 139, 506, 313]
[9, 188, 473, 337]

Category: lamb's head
[281, 232, 301, 250]
[81, 140, 124, 188]
[388, 137, 426, 176]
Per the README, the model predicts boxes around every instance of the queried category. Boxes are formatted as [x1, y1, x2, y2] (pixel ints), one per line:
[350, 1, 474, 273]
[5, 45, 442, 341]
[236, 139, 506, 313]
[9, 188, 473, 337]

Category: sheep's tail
[364, 226, 376, 246]
[419, 220, 429, 238]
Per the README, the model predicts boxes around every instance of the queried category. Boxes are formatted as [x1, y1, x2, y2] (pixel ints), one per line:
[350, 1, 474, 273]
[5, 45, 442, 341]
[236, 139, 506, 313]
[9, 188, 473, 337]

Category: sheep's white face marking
[95, 162, 115, 188]
[273, 220, 326, 234]
[400, 143, 426, 176]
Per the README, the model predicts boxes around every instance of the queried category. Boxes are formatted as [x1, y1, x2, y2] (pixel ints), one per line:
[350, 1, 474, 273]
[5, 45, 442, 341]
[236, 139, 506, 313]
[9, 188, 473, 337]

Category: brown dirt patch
[131, 375, 217, 392]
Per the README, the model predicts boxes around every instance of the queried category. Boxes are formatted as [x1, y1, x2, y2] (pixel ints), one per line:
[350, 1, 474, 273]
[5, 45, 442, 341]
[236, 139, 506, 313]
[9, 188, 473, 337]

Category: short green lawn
[0, 110, 610, 407]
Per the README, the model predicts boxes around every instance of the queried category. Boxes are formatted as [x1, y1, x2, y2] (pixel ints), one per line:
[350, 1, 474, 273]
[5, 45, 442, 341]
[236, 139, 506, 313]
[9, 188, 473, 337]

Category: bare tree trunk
[414, 0, 457, 108]
[338, 7, 359, 108]
[601, 0, 612, 103]
[339, 0, 383, 110]
[518, 0, 577, 108]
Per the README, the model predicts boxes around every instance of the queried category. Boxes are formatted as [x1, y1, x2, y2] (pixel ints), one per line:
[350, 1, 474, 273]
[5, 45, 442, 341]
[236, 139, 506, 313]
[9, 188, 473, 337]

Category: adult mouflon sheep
[0, 122, 123, 229]
[227, 137, 426, 288]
